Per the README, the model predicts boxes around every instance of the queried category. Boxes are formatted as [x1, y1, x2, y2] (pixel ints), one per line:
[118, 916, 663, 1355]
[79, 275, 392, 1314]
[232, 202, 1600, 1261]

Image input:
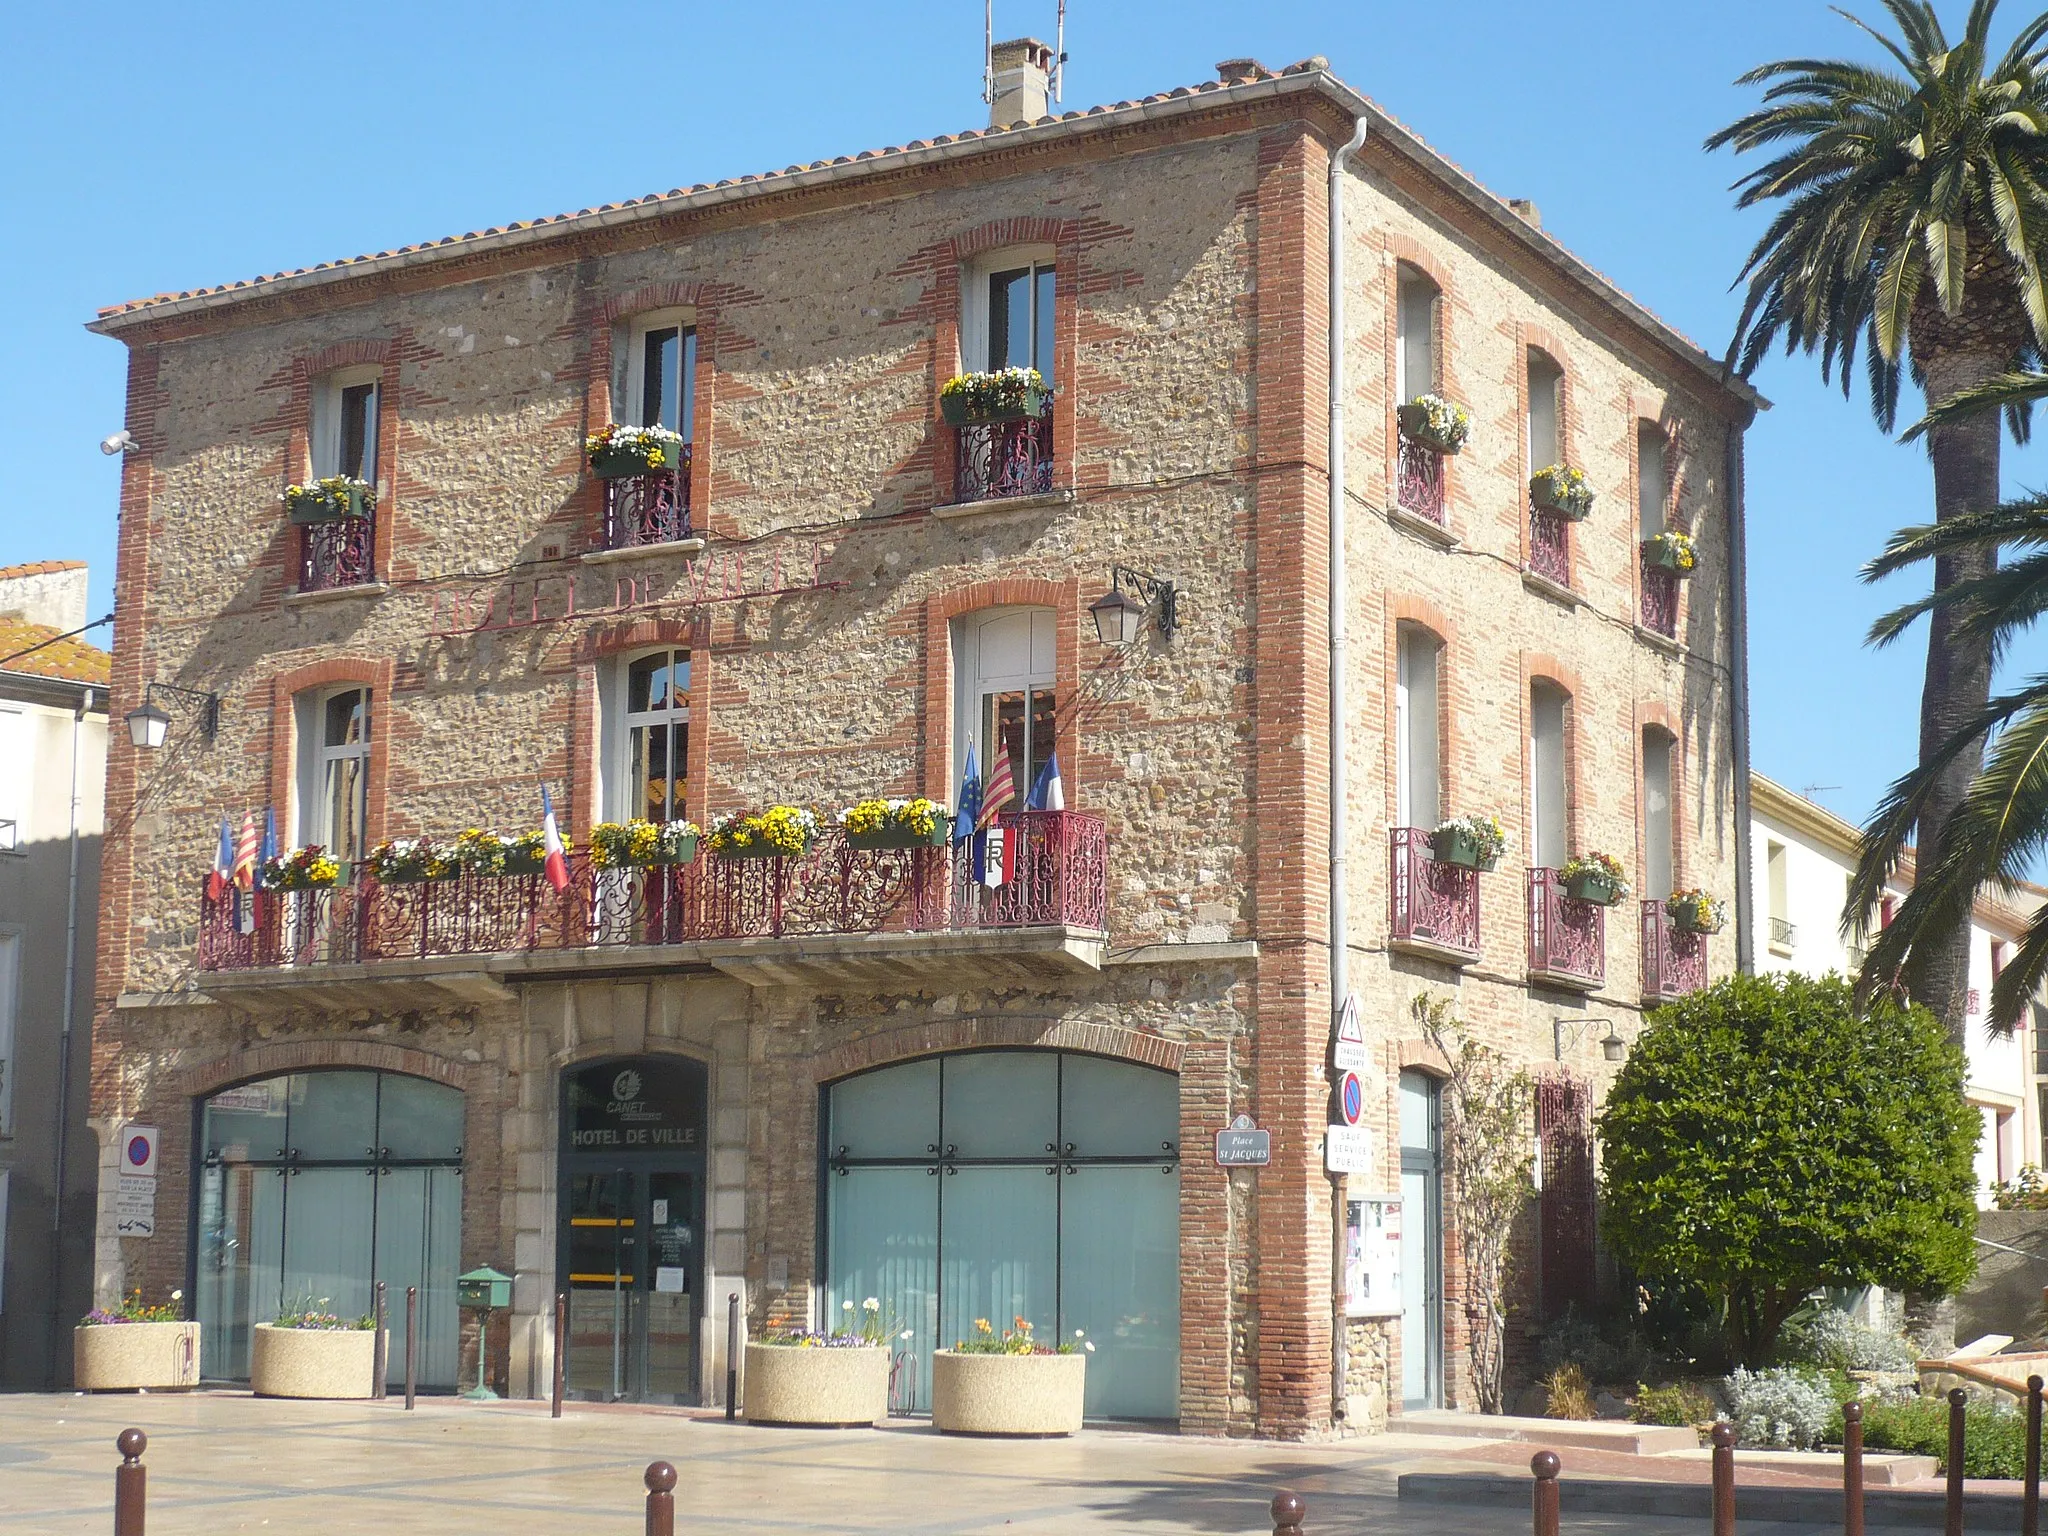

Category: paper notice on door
[651, 1199, 669, 1225]
[655, 1266, 688, 1294]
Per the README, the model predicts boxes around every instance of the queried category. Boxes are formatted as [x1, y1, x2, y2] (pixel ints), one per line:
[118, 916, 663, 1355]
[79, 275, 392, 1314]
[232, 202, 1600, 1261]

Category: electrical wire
[0, 612, 113, 671]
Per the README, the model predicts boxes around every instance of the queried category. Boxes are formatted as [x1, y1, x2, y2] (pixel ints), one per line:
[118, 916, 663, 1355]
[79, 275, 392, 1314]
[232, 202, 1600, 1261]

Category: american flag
[232, 811, 259, 891]
[978, 737, 1016, 831]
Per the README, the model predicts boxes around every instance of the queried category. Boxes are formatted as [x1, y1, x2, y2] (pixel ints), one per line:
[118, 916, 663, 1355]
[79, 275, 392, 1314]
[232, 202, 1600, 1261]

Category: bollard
[725, 1292, 740, 1422]
[1949, 1386, 1968, 1536]
[114, 1428, 146, 1536]
[1711, 1421, 1735, 1536]
[2027, 1375, 2043, 1536]
[1530, 1452, 1560, 1536]
[1270, 1490, 1304, 1536]
[373, 1281, 388, 1399]
[552, 1292, 567, 1420]
[1844, 1400, 1865, 1536]
[404, 1286, 418, 1411]
[644, 1461, 677, 1536]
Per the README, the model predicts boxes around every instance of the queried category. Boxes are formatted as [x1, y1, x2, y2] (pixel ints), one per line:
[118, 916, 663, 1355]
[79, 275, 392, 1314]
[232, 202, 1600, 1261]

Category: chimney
[990, 37, 1054, 128]
[1508, 198, 1542, 229]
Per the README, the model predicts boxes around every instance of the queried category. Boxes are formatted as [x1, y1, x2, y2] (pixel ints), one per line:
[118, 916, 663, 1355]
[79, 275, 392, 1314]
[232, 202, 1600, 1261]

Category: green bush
[1860, 1396, 2027, 1479]
[1601, 974, 1978, 1364]
[1633, 1380, 1718, 1428]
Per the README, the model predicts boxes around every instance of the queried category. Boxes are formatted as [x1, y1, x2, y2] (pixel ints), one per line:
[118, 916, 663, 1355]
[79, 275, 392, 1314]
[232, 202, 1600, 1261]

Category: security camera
[99, 430, 135, 457]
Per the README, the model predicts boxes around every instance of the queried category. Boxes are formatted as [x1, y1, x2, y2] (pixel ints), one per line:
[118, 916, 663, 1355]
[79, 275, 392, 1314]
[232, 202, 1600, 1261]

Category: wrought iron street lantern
[1090, 565, 1178, 645]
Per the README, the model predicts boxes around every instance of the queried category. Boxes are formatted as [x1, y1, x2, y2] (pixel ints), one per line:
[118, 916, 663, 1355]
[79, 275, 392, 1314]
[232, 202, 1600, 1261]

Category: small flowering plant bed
[939, 367, 1049, 426]
[262, 846, 343, 890]
[269, 1301, 375, 1330]
[708, 806, 819, 860]
[587, 423, 688, 478]
[1530, 465, 1596, 520]
[591, 818, 702, 869]
[1430, 813, 1508, 872]
[1560, 851, 1630, 906]
[948, 1316, 1091, 1355]
[1665, 887, 1725, 934]
[502, 829, 554, 875]
[283, 475, 375, 525]
[364, 837, 453, 884]
[933, 1318, 1091, 1436]
[449, 828, 517, 877]
[252, 1297, 379, 1400]
[80, 1289, 185, 1326]
[746, 1300, 906, 1427]
[74, 1290, 198, 1392]
[1397, 394, 1472, 455]
[838, 797, 950, 850]
[1644, 530, 1698, 575]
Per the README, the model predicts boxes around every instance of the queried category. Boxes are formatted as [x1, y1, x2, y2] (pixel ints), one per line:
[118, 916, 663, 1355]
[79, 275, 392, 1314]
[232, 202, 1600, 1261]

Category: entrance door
[1399, 1070, 1444, 1409]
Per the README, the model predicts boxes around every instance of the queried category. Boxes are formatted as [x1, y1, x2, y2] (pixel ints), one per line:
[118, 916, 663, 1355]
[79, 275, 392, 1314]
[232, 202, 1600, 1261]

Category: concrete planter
[931, 1350, 1085, 1436]
[73, 1322, 200, 1391]
[743, 1343, 889, 1426]
[251, 1324, 381, 1399]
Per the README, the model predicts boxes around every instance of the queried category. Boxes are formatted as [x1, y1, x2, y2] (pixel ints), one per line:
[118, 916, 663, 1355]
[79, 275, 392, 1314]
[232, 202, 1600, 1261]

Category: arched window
[1642, 728, 1675, 900]
[311, 366, 378, 482]
[605, 648, 691, 823]
[614, 309, 697, 437]
[294, 686, 371, 860]
[1530, 681, 1569, 870]
[951, 608, 1057, 812]
[1637, 423, 1670, 538]
[963, 248, 1056, 383]
[1396, 265, 1440, 403]
[1527, 349, 1563, 474]
[1395, 624, 1443, 829]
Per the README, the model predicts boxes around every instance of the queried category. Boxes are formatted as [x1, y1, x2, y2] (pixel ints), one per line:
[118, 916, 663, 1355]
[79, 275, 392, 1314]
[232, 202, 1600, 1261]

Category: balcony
[1639, 900, 1706, 1004]
[1528, 508, 1570, 589]
[1639, 547, 1679, 639]
[600, 447, 698, 552]
[1527, 869, 1605, 990]
[1395, 431, 1446, 528]
[196, 811, 1108, 1002]
[1388, 827, 1479, 962]
[953, 402, 1055, 505]
[299, 514, 375, 592]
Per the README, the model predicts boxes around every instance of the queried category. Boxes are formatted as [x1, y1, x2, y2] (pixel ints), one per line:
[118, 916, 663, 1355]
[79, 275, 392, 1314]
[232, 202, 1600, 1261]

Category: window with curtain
[311, 368, 379, 481]
[952, 608, 1057, 814]
[614, 649, 691, 824]
[1527, 350, 1562, 472]
[1642, 730, 1674, 901]
[1396, 625, 1442, 830]
[1396, 266, 1439, 403]
[1530, 682, 1568, 870]
[295, 687, 371, 861]
[1637, 424, 1669, 539]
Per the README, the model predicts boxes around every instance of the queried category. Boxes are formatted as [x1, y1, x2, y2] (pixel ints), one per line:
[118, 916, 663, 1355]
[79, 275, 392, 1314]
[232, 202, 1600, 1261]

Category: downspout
[1328, 111, 1370, 1428]
[1726, 425, 1755, 975]
[46, 683, 91, 1385]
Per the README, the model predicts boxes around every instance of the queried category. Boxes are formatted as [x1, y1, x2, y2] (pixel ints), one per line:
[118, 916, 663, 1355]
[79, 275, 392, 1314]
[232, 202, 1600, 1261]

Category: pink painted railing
[197, 812, 1108, 972]
[1388, 828, 1479, 959]
[1639, 899, 1706, 1003]
[601, 452, 694, 550]
[1528, 508, 1570, 588]
[1639, 547, 1679, 638]
[1526, 869, 1605, 988]
[1396, 432, 1446, 526]
[299, 515, 375, 592]
[954, 403, 1056, 503]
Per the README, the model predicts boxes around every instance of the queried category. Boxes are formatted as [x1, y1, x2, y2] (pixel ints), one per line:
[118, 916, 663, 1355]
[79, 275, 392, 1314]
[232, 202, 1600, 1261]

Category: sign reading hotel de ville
[566, 1060, 706, 1152]
[1214, 1114, 1271, 1167]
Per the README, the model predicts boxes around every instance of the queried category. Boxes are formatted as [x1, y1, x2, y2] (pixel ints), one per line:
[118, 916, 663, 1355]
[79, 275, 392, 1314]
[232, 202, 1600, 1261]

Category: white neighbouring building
[1750, 773, 2041, 1207]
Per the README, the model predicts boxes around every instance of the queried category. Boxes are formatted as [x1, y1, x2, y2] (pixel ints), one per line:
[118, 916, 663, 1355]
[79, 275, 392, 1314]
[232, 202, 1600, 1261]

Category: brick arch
[920, 577, 1081, 799]
[176, 1039, 473, 1101]
[1385, 235, 1452, 296]
[572, 614, 705, 665]
[264, 655, 396, 845]
[812, 1017, 1184, 1086]
[567, 618, 710, 841]
[297, 339, 392, 381]
[950, 217, 1070, 261]
[557, 1042, 713, 1078]
[1523, 652, 1587, 858]
[1384, 592, 1462, 821]
[1636, 698, 1688, 890]
[598, 283, 704, 326]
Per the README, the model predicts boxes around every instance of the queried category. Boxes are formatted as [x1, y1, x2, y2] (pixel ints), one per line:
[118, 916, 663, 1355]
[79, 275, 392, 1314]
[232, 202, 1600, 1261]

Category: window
[0, 932, 15, 1141]
[1642, 730, 1674, 901]
[1530, 683, 1568, 870]
[1527, 350, 1562, 473]
[607, 649, 691, 824]
[1637, 425, 1669, 539]
[311, 367, 379, 482]
[1766, 840, 1790, 950]
[964, 253, 1055, 381]
[295, 687, 371, 862]
[952, 608, 1057, 814]
[1396, 267, 1439, 402]
[1396, 625, 1442, 830]
[621, 313, 697, 439]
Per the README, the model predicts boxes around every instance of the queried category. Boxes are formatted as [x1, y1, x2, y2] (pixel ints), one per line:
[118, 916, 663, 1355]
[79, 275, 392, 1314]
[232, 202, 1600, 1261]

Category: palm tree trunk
[1909, 345, 2004, 1047]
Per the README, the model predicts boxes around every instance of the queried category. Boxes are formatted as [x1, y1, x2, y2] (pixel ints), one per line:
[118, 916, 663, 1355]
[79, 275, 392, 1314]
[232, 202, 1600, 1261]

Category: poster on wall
[1344, 1197, 1402, 1318]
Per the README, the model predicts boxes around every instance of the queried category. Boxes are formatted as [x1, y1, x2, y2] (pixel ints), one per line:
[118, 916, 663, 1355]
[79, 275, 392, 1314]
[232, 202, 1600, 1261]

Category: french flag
[1026, 753, 1065, 812]
[205, 818, 233, 903]
[540, 785, 570, 893]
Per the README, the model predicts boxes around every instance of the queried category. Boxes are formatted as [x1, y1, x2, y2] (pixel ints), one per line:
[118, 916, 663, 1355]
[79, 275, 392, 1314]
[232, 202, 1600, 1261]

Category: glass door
[1399, 1070, 1443, 1409]
[562, 1164, 703, 1403]
[565, 1167, 637, 1402]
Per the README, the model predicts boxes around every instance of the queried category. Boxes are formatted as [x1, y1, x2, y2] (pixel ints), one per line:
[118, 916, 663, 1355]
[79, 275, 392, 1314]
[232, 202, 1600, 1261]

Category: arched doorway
[824, 1049, 1180, 1420]
[194, 1070, 465, 1387]
[557, 1056, 707, 1404]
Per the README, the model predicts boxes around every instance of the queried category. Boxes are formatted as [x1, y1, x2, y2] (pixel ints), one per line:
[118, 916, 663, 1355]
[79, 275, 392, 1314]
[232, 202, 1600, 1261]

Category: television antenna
[982, 3, 1071, 105]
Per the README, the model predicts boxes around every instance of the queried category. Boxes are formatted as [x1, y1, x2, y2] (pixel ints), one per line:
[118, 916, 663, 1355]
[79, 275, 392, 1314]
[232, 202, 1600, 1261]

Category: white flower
[863, 1297, 880, 1312]
[1072, 1329, 1085, 1338]
[842, 1300, 854, 1311]
[899, 1329, 913, 1340]
[1084, 1342, 1096, 1352]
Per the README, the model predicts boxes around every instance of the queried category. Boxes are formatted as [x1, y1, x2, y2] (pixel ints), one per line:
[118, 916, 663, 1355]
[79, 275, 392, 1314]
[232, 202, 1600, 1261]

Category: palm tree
[1708, 0, 2048, 1041]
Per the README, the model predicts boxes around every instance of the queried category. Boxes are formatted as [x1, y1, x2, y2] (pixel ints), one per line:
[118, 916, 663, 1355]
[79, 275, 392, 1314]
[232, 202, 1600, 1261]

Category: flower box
[376, 868, 457, 885]
[73, 1321, 200, 1392]
[931, 1349, 1086, 1435]
[845, 821, 950, 850]
[1530, 466, 1595, 521]
[1669, 895, 1724, 935]
[743, 1342, 889, 1427]
[1430, 826, 1499, 872]
[1563, 871, 1623, 906]
[285, 481, 374, 526]
[250, 1323, 381, 1400]
[941, 384, 1049, 427]
[1644, 532, 1698, 576]
[591, 445, 675, 479]
[503, 848, 547, 875]
[1397, 399, 1469, 455]
[720, 838, 811, 861]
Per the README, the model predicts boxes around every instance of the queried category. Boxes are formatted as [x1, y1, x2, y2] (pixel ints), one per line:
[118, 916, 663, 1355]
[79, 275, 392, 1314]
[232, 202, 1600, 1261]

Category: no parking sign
[122, 1125, 159, 1178]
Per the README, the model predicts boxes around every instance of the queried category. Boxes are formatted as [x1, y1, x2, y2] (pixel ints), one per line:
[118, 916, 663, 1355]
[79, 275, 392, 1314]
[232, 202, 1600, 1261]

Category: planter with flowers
[502, 829, 554, 876]
[1560, 852, 1630, 907]
[251, 1299, 381, 1399]
[1429, 813, 1508, 872]
[1530, 465, 1595, 521]
[1643, 530, 1698, 576]
[364, 838, 453, 884]
[74, 1291, 198, 1392]
[939, 367, 1049, 427]
[283, 476, 375, 526]
[745, 1298, 908, 1427]
[1666, 887, 1724, 935]
[446, 828, 522, 878]
[838, 797, 951, 851]
[262, 846, 344, 890]
[1396, 395, 1472, 455]
[591, 819, 701, 869]
[586, 423, 688, 479]
[932, 1317, 1091, 1436]
[708, 806, 820, 861]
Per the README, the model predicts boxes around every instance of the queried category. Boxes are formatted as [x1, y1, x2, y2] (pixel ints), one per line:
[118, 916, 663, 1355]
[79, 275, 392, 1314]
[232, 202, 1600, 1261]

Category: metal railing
[299, 515, 375, 592]
[198, 811, 1108, 972]
[1395, 430, 1446, 526]
[1388, 827, 1479, 958]
[0, 818, 16, 853]
[601, 451, 695, 550]
[1528, 507, 1570, 587]
[1639, 899, 1707, 1003]
[954, 402, 1055, 503]
[1526, 869, 1605, 988]
[1639, 546, 1679, 637]
[1770, 915, 1797, 948]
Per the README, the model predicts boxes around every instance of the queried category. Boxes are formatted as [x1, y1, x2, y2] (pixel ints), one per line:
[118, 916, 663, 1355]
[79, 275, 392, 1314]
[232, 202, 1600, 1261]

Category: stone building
[86, 48, 1757, 1434]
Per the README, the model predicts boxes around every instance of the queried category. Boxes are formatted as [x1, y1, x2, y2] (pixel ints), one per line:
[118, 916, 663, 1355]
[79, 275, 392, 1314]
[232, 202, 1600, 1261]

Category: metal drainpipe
[1328, 111, 1369, 1427]
[46, 683, 91, 1385]
[1726, 424, 1755, 975]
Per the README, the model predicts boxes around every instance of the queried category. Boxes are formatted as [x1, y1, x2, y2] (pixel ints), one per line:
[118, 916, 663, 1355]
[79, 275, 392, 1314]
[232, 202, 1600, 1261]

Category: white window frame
[1395, 626, 1441, 831]
[293, 686, 372, 858]
[1642, 731, 1674, 902]
[1638, 424, 1670, 539]
[601, 647, 692, 824]
[612, 308, 697, 436]
[1527, 351, 1562, 474]
[1530, 683, 1568, 870]
[951, 607, 1057, 804]
[960, 246, 1057, 376]
[1395, 266, 1439, 404]
[310, 365, 381, 482]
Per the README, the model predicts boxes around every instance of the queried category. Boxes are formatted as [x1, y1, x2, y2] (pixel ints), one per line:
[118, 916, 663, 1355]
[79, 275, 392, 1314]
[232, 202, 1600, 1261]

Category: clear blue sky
[3, 0, 2038, 827]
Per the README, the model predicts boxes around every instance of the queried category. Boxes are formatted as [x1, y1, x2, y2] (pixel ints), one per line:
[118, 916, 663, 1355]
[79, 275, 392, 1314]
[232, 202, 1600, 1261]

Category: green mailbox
[457, 1266, 512, 1311]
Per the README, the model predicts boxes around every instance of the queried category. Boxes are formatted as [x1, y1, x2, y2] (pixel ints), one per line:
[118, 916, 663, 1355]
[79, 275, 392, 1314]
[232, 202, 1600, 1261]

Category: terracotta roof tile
[0, 617, 110, 686]
[0, 559, 86, 580]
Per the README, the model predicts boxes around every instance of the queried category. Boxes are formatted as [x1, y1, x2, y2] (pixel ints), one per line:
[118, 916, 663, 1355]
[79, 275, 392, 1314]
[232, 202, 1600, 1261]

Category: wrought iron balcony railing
[197, 811, 1107, 973]
[1388, 827, 1479, 960]
[1769, 916, 1796, 949]
[1526, 869, 1605, 989]
[1395, 431, 1446, 527]
[1639, 548, 1678, 639]
[954, 403, 1055, 504]
[299, 515, 376, 592]
[601, 448, 696, 551]
[1639, 899, 1706, 1004]
[1527, 508, 1570, 588]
